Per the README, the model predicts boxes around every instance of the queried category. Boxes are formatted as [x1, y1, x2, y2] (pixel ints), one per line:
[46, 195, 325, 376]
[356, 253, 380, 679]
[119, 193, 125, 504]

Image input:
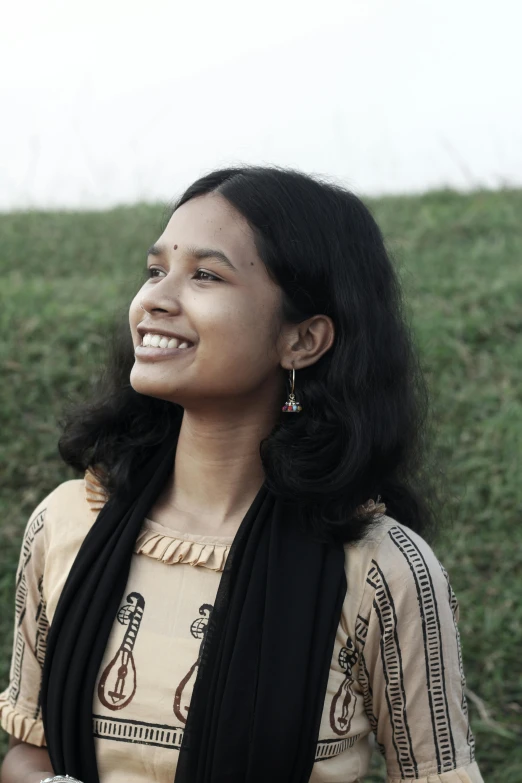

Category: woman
[0, 165, 484, 783]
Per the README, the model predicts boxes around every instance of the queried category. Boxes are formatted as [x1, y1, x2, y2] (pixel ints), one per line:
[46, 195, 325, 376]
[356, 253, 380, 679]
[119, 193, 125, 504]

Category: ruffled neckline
[84, 467, 232, 572]
[83, 466, 387, 574]
[135, 519, 232, 571]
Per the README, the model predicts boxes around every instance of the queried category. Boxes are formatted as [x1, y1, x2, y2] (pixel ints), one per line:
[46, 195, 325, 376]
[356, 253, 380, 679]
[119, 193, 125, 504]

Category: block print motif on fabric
[366, 557, 418, 778]
[173, 603, 213, 723]
[98, 592, 146, 710]
[329, 636, 359, 735]
[387, 526, 459, 774]
[438, 560, 475, 765]
[33, 573, 49, 719]
[354, 613, 387, 759]
[9, 508, 46, 708]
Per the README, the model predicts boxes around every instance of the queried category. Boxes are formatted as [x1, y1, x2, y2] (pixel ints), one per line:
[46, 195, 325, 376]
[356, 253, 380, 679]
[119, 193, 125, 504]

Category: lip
[135, 343, 196, 362]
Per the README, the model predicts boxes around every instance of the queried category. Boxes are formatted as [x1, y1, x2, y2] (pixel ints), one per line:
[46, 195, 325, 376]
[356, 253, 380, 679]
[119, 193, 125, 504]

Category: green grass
[1, 190, 521, 780]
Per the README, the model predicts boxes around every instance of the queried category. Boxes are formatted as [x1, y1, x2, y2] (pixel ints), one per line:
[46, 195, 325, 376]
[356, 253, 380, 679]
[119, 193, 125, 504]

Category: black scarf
[41, 433, 347, 783]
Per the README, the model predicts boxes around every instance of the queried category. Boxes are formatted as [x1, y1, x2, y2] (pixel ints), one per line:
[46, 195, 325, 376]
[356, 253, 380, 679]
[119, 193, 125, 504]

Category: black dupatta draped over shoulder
[41, 434, 347, 783]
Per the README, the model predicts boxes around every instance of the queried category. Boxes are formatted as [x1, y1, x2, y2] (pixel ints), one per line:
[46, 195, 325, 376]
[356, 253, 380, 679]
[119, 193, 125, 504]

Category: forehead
[159, 193, 258, 266]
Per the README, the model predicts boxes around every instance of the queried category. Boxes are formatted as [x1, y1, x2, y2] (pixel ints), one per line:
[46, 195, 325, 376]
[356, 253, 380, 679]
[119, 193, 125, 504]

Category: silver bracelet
[40, 776, 83, 783]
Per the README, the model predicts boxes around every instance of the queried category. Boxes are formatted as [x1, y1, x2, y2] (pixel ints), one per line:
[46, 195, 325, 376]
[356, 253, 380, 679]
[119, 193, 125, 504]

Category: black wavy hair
[57, 164, 450, 546]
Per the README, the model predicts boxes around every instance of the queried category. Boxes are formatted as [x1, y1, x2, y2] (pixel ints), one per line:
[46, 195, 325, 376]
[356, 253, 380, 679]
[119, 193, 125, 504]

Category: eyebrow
[146, 243, 237, 272]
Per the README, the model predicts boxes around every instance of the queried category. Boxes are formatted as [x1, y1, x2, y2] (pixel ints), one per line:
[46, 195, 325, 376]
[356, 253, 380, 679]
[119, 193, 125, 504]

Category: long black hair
[57, 165, 450, 545]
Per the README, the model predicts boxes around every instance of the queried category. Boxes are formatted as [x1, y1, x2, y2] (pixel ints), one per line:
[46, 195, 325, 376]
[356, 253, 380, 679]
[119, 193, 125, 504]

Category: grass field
[0, 189, 521, 780]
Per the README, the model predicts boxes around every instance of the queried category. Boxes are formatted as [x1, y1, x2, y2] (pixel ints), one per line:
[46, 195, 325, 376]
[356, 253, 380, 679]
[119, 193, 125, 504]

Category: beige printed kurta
[0, 470, 484, 783]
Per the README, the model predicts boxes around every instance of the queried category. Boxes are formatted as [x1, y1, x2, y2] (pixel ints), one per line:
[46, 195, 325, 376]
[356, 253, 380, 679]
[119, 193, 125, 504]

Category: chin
[129, 370, 183, 402]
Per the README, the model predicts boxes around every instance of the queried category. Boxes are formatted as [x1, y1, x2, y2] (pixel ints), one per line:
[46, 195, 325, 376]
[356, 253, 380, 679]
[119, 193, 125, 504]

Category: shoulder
[9, 476, 98, 621]
[345, 513, 446, 588]
[21, 475, 98, 566]
[17, 476, 92, 552]
[341, 515, 450, 639]
[29, 474, 100, 620]
[367, 517, 445, 586]
[34, 475, 98, 545]
[44, 475, 91, 509]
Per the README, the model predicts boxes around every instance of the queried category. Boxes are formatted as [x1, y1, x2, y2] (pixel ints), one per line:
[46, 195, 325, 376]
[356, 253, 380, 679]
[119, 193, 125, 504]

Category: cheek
[214, 291, 277, 331]
[197, 316, 279, 386]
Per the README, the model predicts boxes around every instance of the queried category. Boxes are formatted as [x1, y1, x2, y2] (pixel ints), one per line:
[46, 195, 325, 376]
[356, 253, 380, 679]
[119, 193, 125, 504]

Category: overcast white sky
[1, 0, 521, 209]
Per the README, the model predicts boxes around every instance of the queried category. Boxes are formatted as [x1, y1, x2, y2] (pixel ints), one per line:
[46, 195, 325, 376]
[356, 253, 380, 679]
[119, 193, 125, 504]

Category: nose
[138, 288, 183, 316]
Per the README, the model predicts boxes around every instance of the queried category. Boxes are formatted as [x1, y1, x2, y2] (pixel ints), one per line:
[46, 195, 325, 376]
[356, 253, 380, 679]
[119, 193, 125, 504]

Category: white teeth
[141, 333, 192, 349]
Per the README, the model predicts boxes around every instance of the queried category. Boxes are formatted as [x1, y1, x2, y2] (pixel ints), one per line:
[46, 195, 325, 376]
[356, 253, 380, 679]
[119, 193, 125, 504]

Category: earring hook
[282, 366, 302, 413]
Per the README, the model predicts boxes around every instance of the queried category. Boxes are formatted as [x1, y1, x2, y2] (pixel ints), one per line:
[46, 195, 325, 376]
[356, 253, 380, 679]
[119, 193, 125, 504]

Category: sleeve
[356, 524, 484, 783]
[0, 495, 50, 746]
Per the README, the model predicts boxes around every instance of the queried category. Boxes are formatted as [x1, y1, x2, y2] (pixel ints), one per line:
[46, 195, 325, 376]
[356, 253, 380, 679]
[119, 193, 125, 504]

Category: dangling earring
[282, 367, 302, 413]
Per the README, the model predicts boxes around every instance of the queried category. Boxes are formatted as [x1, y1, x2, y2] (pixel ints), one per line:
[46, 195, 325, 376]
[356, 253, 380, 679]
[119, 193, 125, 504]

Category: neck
[161, 403, 278, 533]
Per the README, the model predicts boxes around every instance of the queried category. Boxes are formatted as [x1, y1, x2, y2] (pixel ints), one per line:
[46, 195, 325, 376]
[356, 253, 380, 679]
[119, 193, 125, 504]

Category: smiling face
[129, 192, 288, 413]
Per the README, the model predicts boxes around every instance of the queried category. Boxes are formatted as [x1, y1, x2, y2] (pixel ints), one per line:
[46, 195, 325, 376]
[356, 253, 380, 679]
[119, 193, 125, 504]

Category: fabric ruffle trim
[135, 524, 231, 571]
[84, 465, 109, 512]
[355, 497, 387, 517]
[0, 693, 47, 746]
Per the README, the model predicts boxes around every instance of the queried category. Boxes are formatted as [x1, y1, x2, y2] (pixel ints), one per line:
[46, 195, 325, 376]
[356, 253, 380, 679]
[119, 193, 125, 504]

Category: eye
[144, 267, 221, 282]
[146, 267, 163, 278]
[192, 269, 221, 282]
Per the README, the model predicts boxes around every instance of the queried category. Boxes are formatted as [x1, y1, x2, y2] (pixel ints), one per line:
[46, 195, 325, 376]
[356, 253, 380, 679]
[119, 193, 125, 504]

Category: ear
[279, 314, 335, 370]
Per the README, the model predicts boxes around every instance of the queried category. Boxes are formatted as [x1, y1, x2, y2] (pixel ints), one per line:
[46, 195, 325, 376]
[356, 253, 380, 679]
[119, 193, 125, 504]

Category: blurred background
[1, 0, 522, 208]
[1, 1, 521, 780]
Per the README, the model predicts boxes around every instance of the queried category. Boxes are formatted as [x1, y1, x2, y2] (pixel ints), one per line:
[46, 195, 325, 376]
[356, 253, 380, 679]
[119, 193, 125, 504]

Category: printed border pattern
[93, 715, 184, 749]
[438, 561, 475, 764]
[370, 560, 418, 778]
[93, 714, 362, 763]
[314, 733, 362, 761]
[388, 526, 457, 773]
[9, 509, 45, 706]
[355, 614, 386, 758]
